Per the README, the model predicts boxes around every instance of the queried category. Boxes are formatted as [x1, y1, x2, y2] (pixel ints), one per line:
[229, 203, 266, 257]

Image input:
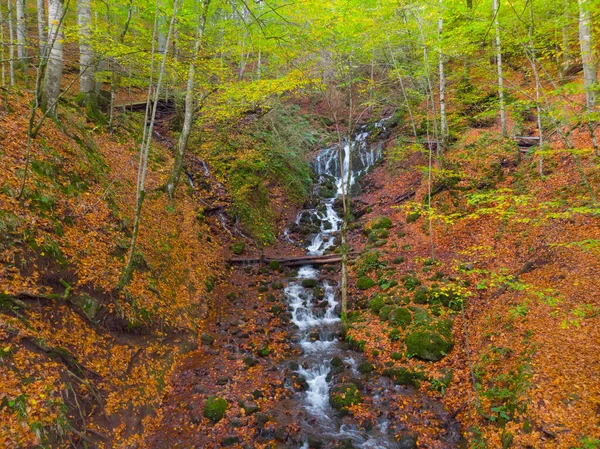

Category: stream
[285, 120, 405, 448]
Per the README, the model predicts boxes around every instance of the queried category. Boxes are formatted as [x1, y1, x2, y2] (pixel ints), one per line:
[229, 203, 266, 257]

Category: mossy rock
[271, 281, 284, 290]
[330, 383, 362, 410]
[429, 286, 463, 310]
[408, 306, 430, 324]
[257, 346, 270, 357]
[391, 352, 403, 361]
[369, 294, 387, 314]
[389, 328, 402, 341]
[405, 320, 454, 362]
[400, 275, 421, 292]
[313, 287, 325, 301]
[413, 286, 429, 304]
[369, 216, 393, 230]
[384, 367, 416, 386]
[392, 257, 405, 264]
[269, 260, 281, 270]
[368, 228, 390, 242]
[406, 212, 421, 223]
[203, 396, 228, 422]
[357, 362, 375, 374]
[302, 279, 319, 288]
[373, 239, 388, 247]
[257, 285, 269, 293]
[243, 356, 258, 367]
[231, 242, 245, 255]
[356, 276, 376, 291]
[379, 305, 396, 321]
[389, 307, 412, 328]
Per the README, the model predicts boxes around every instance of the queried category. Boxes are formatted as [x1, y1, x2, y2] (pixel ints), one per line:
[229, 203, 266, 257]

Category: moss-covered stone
[257, 346, 270, 357]
[203, 396, 228, 422]
[408, 306, 430, 324]
[429, 286, 463, 310]
[400, 274, 421, 292]
[406, 212, 421, 223]
[369, 216, 393, 230]
[369, 294, 387, 313]
[413, 286, 429, 304]
[389, 307, 412, 328]
[257, 285, 269, 293]
[393, 257, 405, 264]
[357, 362, 375, 374]
[313, 286, 325, 300]
[384, 367, 416, 386]
[379, 305, 396, 321]
[356, 276, 376, 291]
[231, 242, 245, 255]
[271, 281, 284, 290]
[368, 228, 390, 242]
[302, 278, 319, 288]
[269, 260, 280, 270]
[330, 383, 362, 410]
[405, 320, 454, 362]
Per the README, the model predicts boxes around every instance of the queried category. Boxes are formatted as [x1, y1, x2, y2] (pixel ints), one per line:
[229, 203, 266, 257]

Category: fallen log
[513, 135, 540, 147]
[228, 253, 355, 266]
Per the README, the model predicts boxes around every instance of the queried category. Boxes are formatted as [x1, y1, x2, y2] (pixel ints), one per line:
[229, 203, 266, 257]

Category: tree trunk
[561, 0, 571, 76]
[493, 0, 507, 137]
[16, 0, 26, 63]
[7, 0, 15, 86]
[42, 0, 64, 117]
[77, 0, 97, 111]
[37, 0, 46, 57]
[121, 0, 179, 288]
[1, 4, 6, 87]
[578, 0, 597, 108]
[438, 0, 448, 144]
[166, 0, 210, 200]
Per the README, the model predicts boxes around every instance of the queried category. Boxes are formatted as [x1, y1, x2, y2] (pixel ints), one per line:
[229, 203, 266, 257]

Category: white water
[284, 120, 402, 448]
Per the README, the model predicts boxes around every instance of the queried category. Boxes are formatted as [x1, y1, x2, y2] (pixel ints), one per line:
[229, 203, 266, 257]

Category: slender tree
[438, 0, 448, 145]
[493, 0, 507, 137]
[7, 0, 15, 86]
[16, 0, 26, 63]
[577, 0, 598, 153]
[166, 0, 211, 199]
[37, 0, 46, 56]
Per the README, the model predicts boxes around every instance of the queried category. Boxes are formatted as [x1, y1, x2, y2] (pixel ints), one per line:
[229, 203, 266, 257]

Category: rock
[357, 362, 374, 374]
[241, 401, 259, 415]
[231, 242, 245, 255]
[406, 212, 421, 223]
[302, 279, 319, 288]
[203, 396, 228, 422]
[269, 260, 281, 270]
[384, 367, 416, 386]
[390, 307, 412, 328]
[257, 346, 270, 357]
[201, 333, 215, 345]
[405, 320, 454, 362]
[369, 215, 393, 230]
[258, 285, 269, 293]
[222, 435, 240, 447]
[189, 407, 203, 424]
[413, 286, 429, 304]
[255, 412, 270, 427]
[396, 433, 418, 449]
[356, 276, 376, 290]
[313, 286, 325, 300]
[408, 305, 429, 324]
[251, 389, 263, 399]
[379, 305, 396, 321]
[368, 294, 387, 313]
[271, 281, 284, 290]
[191, 384, 205, 394]
[243, 356, 258, 367]
[330, 383, 361, 411]
[307, 435, 324, 448]
[400, 274, 421, 292]
[230, 417, 243, 428]
[216, 376, 232, 385]
[70, 294, 100, 320]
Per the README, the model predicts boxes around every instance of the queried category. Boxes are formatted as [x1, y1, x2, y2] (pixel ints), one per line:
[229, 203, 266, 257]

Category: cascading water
[284, 119, 403, 448]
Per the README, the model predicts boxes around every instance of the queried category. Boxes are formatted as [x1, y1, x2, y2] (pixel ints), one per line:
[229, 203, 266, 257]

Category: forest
[0, 0, 599, 448]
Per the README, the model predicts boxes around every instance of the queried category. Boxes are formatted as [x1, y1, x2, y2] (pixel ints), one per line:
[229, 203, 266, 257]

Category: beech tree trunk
[42, 0, 64, 117]
[7, 0, 15, 86]
[1, 4, 6, 87]
[16, 0, 26, 63]
[493, 0, 507, 137]
[166, 0, 210, 199]
[77, 0, 96, 109]
[578, 0, 597, 108]
[37, 0, 46, 57]
[438, 0, 448, 144]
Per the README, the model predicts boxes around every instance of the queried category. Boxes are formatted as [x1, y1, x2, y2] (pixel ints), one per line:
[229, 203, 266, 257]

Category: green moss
[370, 216, 393, 230]
[357, 362, 374, 373]
[257, 346, 270, 357]
[330, 383, 362, 410]
[368, 228, 390, 242]
[369, 294, 387, 313]
[405, 319, 454, 362]
[413, 286, 429, 304]
[269, 260, 280, 270]
[231, 242, 245, 255]
[357, 276, 376, 291]
[384, 367, 417, 386]
[408, 306, 430, 324]
[302, 278, 319, 288]
[389, 307, 413, 327]
[406, 212, 421, 223]
[379, 305, 396, 321]
[203, 396, 228, 422]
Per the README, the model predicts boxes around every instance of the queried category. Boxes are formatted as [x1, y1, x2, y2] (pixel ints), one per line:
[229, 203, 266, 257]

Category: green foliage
[357, 276, 377, 291]
[330, 383, 362, 410]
